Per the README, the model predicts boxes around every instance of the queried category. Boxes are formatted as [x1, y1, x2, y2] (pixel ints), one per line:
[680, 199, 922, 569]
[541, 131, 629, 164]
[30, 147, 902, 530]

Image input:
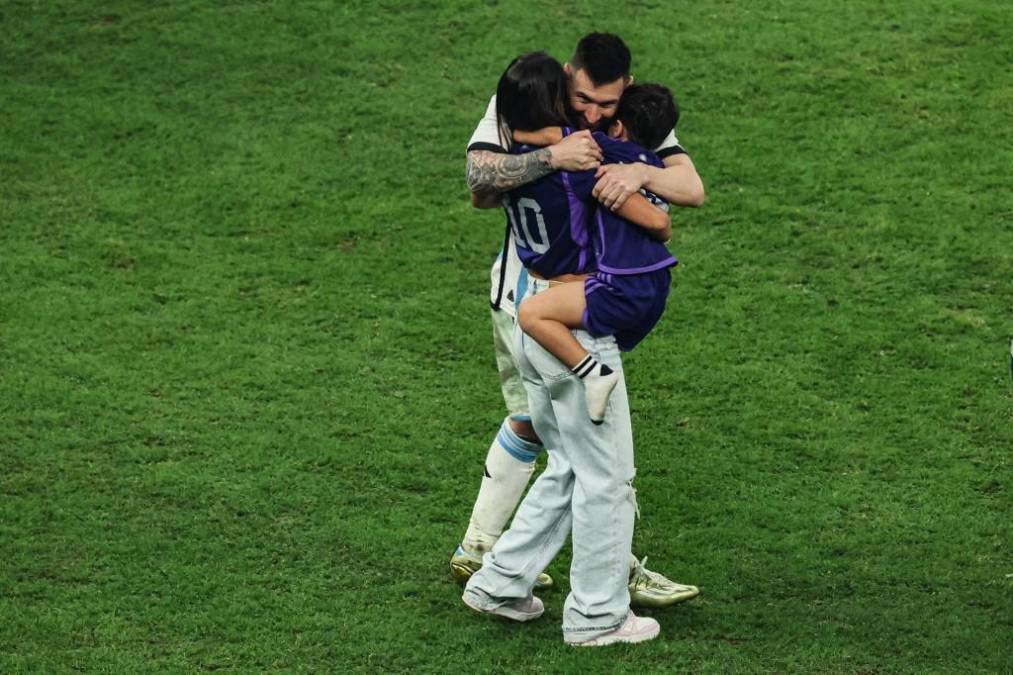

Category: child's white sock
[574, 355, 620, 424]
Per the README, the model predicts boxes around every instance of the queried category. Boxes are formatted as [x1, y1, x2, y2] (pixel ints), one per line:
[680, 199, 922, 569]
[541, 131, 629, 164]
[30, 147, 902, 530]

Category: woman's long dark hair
[495, 51, 570, 146]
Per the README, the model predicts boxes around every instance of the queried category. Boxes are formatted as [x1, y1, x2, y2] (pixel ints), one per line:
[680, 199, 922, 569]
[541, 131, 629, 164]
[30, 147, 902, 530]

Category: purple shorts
[582, 269, 672, 351]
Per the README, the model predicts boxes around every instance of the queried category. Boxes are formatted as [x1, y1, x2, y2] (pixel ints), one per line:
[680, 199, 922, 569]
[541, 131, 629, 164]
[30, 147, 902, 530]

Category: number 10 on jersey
[503, 194, 549, 254]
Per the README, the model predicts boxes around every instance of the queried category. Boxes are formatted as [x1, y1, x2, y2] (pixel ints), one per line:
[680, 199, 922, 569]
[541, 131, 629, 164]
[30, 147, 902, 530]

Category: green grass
[2, 1, 1011, 672]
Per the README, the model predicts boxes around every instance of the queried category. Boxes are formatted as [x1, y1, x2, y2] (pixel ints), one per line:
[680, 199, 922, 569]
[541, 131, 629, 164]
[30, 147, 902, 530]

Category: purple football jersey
[590, 132, 678, 275]
[503, 142, 596, 279]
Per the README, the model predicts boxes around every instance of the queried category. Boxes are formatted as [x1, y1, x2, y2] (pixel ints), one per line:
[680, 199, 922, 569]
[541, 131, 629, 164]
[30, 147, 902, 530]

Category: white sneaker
[568, 610, 660, 647]
[462, 592, 544, 622]
[584, 365, 620, 424]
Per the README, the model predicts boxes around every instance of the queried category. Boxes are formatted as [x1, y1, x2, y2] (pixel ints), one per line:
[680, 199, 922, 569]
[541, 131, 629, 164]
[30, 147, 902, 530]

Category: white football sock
[462, 417, 542, 556]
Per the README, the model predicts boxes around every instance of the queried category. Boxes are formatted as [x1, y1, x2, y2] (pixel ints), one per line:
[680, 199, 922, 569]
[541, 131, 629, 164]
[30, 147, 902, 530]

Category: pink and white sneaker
[567, 610, 660, 647]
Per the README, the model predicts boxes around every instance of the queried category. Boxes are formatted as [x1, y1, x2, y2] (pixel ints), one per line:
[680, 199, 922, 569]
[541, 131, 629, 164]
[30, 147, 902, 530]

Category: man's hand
[592, 163, 648, 211]
[547, 130, 602, 171]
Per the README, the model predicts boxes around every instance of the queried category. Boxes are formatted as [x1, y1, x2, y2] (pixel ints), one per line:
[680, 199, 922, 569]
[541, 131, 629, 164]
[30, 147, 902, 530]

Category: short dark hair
[496, 51, 570, 136]
[614, 83, 679, 150]
[571, 33, 631, 86]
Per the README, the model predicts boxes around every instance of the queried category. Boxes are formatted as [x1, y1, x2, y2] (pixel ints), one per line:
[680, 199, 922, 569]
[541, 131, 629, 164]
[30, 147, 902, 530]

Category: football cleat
[567, 610, 660, 647]
[451, 545, 554, 590]
[629, 557, 699, 608]
[462, 592, 544, 622]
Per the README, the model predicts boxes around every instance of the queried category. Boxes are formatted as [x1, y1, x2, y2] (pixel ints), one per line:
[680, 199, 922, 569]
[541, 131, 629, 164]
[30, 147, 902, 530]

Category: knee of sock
[497, 417, 543, 464]
[507, 415, 539, 444]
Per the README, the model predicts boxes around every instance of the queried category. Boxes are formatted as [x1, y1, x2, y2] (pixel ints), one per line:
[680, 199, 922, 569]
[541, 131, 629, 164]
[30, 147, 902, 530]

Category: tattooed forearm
[466, 148, 553, 195]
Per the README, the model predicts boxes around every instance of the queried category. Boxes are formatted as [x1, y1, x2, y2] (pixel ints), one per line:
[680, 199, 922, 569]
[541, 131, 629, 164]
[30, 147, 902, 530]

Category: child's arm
[513, 127, 565, 147]
[612, 192, 672, 243]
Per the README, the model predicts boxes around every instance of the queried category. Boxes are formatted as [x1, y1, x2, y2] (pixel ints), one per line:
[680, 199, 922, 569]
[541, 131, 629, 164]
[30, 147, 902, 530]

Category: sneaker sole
[569, 623, 660, 647]
[462, 594, 544, 622]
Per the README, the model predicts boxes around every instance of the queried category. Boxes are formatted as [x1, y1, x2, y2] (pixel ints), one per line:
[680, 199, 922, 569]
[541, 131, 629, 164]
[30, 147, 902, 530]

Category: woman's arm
[513, 127, 565, 147]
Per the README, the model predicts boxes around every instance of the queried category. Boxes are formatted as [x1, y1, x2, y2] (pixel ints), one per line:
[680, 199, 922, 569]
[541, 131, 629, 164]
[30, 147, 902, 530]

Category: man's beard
[565, 100, 611, 132]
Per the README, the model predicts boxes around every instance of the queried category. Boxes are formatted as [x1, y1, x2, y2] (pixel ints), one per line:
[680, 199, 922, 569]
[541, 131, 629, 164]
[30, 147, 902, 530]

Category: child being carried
[515, 84, 681, 423]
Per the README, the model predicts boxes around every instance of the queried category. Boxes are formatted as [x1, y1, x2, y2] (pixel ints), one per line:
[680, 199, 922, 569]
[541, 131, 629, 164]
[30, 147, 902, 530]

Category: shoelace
[631, 556, 682, 590]
[631, 556, 660, 586]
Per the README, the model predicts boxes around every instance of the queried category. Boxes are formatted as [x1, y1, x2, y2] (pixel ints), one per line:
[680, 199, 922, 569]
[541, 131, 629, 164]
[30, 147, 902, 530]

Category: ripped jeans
[464, 277, 637, 641]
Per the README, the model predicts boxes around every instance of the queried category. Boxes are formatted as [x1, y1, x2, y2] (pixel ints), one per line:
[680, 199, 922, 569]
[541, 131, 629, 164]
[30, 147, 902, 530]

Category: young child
[514, 83, 680, 423]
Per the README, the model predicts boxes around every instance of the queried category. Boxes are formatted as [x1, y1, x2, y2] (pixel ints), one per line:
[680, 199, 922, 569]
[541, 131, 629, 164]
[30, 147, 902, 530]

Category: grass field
[2, 1, 1011, 672]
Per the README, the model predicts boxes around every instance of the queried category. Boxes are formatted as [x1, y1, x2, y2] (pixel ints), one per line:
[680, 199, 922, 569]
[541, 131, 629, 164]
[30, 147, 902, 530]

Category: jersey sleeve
[654, 128, 687, 159]
[467, 95, 509, 153]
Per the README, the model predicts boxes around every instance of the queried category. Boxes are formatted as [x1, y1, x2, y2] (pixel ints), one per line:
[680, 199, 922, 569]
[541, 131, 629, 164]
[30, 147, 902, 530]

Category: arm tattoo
[466, 148, 553, 195]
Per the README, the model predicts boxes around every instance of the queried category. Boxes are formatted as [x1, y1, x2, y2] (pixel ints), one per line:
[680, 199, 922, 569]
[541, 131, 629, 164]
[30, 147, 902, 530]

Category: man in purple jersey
[453, 34, 705, 614]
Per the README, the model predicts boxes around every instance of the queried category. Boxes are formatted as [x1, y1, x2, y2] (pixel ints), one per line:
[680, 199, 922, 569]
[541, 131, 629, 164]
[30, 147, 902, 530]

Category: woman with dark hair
[463, 52, 668, 647]
[494, 52, 572, 148]
[493, 53, 672, 424]
[489, 52, 602, 283]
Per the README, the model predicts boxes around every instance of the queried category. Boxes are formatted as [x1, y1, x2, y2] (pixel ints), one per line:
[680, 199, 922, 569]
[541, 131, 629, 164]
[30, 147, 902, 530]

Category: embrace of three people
[451, 33, 705, 647]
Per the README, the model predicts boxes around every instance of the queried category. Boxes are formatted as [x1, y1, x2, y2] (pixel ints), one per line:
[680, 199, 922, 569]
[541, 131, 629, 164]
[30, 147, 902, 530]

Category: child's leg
[516, 281, 588, 368]
[517, 282, 620, 424]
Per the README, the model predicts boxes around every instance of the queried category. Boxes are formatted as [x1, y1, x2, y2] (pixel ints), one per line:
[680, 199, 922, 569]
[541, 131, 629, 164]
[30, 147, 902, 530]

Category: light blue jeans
[464, 278, 637, 641]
